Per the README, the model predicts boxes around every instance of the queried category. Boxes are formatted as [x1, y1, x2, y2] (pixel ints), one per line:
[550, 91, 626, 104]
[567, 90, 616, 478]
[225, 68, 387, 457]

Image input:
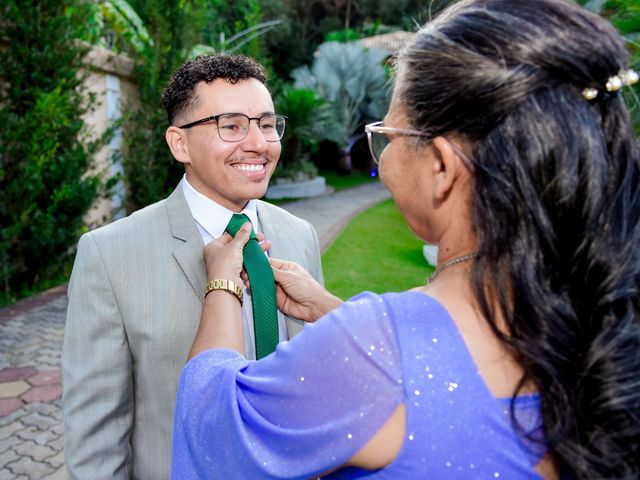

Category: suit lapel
[258, 201, 289, 259]
[167, 187, 207, 303]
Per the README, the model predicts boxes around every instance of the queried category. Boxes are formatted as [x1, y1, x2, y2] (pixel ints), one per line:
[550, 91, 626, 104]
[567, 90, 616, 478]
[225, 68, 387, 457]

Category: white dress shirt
[181, 176, 288, 360]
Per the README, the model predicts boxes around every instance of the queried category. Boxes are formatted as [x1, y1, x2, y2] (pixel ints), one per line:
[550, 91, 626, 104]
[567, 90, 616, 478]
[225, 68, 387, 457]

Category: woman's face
[378, 85, 475, 246]
[378, 95, 440, 243]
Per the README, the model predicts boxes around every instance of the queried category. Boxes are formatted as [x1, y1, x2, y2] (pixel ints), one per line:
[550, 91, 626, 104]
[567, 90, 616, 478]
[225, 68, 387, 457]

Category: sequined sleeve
[171, 291, 404, 479]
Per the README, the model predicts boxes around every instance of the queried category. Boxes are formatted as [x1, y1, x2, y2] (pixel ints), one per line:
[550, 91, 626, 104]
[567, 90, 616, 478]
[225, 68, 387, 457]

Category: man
[62, 55, 323, 479]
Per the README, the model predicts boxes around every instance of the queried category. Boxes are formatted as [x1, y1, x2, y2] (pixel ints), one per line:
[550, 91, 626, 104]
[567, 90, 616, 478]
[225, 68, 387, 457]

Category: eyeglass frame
[178, 112, 288, 143]
[365, 120, 473, 168]
[365, 121, 431, 164]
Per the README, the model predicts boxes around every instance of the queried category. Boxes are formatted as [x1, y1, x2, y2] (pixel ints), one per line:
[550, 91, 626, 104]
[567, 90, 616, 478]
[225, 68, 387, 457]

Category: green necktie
[225, 214, 279, 359]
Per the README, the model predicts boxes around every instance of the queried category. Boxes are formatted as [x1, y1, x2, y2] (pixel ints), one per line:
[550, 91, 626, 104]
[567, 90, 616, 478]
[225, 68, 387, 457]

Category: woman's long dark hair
[399, 0, 640, 477]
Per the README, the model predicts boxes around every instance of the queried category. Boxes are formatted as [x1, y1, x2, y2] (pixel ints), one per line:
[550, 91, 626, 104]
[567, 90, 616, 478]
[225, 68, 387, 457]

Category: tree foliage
[0, 1, 112, 301]
[116, 0, 205, 211]
[258, 0, 451, 78]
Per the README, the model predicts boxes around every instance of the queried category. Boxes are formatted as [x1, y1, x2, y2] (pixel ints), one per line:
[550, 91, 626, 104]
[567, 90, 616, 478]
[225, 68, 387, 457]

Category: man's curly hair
[162, 54, 269, 125]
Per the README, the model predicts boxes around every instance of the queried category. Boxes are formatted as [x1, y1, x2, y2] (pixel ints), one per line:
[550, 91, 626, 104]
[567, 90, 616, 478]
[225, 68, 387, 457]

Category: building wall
[82, 45, 140, 227]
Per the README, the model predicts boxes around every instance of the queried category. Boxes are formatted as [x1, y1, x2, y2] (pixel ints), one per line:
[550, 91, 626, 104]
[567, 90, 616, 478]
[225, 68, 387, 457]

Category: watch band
[204, 278, 243, 305]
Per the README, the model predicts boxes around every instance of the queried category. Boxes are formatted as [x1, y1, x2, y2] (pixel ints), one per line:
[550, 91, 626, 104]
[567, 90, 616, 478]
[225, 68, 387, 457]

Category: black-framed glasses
[179, 113, 287, 142]
[364, 121, 431, 164]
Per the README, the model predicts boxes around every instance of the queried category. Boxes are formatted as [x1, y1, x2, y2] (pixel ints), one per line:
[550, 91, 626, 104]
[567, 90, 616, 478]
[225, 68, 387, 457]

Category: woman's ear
[431, 136, 467, 201]
[165, 126, 190, 165]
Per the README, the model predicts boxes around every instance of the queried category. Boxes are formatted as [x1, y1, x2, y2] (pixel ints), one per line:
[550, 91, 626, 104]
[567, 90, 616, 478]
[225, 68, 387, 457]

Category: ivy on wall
[0, 1, 113, 302]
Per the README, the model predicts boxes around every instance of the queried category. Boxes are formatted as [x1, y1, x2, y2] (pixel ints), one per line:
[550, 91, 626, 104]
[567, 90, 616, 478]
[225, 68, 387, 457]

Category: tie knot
[226, 213, 257, 240]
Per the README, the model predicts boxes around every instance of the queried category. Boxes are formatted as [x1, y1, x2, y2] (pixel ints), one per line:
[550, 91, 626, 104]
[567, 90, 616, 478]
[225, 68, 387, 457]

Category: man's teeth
[234, 164, 264, 172]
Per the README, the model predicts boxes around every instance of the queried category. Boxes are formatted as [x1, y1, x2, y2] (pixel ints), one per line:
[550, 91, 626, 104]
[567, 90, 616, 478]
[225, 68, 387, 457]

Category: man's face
[172, 78, 281, 211]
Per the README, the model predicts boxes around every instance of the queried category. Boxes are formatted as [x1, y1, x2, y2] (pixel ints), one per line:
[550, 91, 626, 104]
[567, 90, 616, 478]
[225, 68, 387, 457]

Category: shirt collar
[180, 175, 259, 238]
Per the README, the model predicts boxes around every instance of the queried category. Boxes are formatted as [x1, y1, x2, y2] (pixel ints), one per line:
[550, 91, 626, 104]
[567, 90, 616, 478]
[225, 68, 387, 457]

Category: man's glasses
[364, 121, 431, 164]
[179, 113, 287, 143]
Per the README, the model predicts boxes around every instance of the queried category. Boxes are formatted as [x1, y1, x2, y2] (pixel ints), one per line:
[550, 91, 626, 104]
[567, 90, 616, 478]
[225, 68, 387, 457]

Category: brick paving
[0, 288, 68, 479]
[0, 182, 391, 479]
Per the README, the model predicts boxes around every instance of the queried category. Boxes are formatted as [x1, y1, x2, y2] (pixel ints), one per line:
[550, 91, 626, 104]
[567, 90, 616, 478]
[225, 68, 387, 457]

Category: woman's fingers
[209, 232, 234, 246]
[269, 257, 298, 271]
[230, 223, 252, 248]
[260, 239, 272, 253]
[240, 270, 250, 289]
[203, 224, 253, 280]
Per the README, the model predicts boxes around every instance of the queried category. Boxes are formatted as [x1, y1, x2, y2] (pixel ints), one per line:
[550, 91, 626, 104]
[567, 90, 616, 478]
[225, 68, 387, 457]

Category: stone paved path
[0, 182, 391, 479]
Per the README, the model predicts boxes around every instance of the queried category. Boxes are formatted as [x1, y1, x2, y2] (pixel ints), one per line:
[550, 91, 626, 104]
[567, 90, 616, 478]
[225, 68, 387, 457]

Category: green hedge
[0, 1, 111, 303]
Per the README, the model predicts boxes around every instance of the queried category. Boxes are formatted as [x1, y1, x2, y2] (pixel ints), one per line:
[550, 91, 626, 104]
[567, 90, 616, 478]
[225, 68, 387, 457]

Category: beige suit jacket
[62, 186, 323, 479]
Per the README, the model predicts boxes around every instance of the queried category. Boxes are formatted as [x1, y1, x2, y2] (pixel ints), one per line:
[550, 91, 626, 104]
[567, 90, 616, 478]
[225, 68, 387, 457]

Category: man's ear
[431, 136, 466, 201]
[165, 126, 190, 165]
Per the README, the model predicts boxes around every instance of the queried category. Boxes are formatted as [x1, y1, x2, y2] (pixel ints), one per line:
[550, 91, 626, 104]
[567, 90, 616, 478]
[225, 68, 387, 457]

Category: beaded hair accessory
[582, 69, 639, 101]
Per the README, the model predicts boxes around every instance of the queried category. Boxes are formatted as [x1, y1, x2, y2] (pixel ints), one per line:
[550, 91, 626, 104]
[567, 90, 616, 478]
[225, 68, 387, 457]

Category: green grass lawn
[318, 169, 378, 191]
[321, 199, 434, 300]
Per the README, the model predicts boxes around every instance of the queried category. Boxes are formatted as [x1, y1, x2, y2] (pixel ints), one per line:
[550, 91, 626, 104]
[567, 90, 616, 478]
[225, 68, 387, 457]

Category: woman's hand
[203, 223, 253, 283]
[270, 258, 342, 322]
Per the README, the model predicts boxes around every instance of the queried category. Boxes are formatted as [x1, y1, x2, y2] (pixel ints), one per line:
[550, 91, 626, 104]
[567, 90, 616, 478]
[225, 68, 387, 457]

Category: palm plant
[292, 41, 390, 173]
[186, 20, 281, 59]
[274, 87, 344, 180]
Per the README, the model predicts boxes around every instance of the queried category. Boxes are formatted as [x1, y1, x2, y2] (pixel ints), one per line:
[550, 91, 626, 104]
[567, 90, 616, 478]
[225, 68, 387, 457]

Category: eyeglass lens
[217, 113, 285, 142]
[369, 131, 390, 164]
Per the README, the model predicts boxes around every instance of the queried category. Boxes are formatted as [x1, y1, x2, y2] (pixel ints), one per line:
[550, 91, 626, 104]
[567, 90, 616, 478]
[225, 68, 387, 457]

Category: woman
[172, 0, 640, 478]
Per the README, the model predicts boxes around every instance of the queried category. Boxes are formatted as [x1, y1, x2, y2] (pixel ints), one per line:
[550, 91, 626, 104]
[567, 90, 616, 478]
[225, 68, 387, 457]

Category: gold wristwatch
[204, 279, 243, 305]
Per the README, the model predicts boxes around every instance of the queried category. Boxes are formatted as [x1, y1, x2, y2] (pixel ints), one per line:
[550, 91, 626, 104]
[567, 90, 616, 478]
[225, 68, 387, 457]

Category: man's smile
[233, 163, 266, 172]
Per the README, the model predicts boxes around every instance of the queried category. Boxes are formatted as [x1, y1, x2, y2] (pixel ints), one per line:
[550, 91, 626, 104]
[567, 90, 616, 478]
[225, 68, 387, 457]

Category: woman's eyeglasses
[364, 121, 431, 164]
[365, 121, 473, 168]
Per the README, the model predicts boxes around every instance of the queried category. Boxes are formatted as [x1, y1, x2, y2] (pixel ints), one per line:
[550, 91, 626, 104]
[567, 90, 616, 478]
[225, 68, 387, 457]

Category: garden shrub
[0, 1, 112, 302]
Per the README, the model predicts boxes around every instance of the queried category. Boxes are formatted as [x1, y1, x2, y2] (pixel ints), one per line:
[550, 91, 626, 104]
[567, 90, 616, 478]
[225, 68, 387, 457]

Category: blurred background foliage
[578, 0, 640, 134]
[1, 0, 638, 303]
[0, 1, 115, 303]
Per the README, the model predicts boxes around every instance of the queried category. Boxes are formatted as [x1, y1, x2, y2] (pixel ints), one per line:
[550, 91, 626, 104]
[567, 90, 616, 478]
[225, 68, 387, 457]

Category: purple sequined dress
[172, 291, 546, 479]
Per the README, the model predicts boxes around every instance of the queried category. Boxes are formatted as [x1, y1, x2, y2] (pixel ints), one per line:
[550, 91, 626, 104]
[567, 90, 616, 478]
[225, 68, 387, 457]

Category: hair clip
[582, 69, 639, 101]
